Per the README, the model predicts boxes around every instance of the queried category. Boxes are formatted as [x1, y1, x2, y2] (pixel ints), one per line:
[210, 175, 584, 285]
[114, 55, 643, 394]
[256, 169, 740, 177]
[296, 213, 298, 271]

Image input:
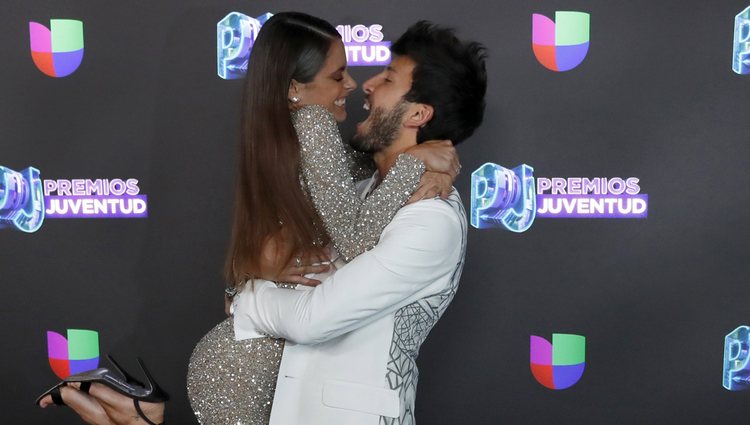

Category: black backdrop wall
[3, 0, 749, 423]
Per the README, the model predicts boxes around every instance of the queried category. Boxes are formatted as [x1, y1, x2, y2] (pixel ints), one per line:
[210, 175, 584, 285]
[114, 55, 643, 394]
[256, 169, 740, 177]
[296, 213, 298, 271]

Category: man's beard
[349, 100, 408, 154]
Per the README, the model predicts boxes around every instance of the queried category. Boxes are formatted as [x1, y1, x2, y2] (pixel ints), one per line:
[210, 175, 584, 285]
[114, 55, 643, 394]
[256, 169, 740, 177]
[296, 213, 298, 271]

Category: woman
[186, 11, 458, 425]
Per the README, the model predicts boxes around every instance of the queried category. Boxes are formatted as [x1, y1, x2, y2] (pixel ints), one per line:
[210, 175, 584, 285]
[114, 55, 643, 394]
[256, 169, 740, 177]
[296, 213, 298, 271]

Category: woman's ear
[288, 79, 303, 103]
[404, 103, 434, 129]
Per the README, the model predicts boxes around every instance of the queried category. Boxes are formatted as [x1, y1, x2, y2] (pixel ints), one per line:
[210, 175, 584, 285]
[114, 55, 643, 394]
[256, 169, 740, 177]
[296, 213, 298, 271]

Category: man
[233, 21, 486, 425]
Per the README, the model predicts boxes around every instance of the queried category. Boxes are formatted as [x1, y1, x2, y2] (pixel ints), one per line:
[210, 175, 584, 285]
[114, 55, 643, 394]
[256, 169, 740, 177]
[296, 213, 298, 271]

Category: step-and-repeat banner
[2, 0, 749, 423]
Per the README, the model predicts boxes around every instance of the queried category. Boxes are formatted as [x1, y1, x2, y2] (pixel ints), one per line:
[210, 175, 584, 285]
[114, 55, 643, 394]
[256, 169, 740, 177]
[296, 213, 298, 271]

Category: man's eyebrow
[386, 65, 397, 73]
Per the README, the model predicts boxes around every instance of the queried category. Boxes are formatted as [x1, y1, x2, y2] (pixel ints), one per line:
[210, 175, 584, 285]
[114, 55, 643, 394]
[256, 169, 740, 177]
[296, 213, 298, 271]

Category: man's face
[350, 55, 416, 153]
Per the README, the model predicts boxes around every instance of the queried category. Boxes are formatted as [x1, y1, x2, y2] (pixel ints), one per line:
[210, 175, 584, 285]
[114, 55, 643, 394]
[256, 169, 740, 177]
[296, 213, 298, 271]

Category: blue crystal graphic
[0, 166, 45, 233]
[470, 162, 536, 233]
[217, 12, 272, 80]
[733, 6, 750, 74]
[724, 326, 750, 391]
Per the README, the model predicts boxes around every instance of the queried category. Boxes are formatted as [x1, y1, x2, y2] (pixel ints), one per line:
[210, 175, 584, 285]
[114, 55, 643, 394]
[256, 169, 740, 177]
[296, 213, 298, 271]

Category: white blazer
[233, 181, 467, 425]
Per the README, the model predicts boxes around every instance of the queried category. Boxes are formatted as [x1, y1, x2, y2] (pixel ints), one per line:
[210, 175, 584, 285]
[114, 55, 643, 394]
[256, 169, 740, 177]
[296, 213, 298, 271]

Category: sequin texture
[187, 318, 283, 425]
[294, 105, 425, 262]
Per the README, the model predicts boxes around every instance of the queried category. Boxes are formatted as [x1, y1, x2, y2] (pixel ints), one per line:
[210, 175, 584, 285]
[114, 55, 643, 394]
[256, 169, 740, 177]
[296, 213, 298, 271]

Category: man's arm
[232, 198, 464, 345]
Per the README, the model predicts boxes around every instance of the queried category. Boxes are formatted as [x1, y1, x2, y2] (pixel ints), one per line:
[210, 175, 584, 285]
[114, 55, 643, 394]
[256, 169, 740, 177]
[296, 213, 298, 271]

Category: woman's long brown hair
[225, 12, 339, 286]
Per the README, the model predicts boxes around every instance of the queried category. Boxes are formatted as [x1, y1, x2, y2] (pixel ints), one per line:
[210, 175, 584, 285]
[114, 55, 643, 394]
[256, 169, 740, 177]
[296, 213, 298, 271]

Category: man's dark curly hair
[391, 21, 488, 145]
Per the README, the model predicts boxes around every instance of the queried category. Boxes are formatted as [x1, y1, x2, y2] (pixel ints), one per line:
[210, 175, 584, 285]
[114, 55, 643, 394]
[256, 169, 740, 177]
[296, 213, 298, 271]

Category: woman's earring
[290, 96, 300, 103]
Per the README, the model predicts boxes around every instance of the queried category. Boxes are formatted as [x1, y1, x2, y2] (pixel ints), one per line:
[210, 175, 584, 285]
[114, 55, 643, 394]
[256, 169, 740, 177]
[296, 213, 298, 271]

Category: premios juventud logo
[1, 165, 148, 233]
[470, 163, 648, 233]
[217, 12, 392, 79]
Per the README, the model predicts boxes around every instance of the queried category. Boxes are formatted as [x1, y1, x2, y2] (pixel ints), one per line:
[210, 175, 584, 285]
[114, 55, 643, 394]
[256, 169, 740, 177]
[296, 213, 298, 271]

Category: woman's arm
[293, 104, 425, 262]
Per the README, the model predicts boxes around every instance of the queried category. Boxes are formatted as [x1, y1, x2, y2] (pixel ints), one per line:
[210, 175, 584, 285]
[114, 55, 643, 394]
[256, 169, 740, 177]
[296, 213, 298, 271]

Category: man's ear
[403, 103, 434, 129]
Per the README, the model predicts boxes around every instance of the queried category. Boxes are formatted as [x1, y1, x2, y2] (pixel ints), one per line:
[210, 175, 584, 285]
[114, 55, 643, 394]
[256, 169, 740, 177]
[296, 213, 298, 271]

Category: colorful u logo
[29, 19, 84, 78]
[532, 11, 590, 72]
[47, 329, 99, 379]
[530, 334, 586, 390]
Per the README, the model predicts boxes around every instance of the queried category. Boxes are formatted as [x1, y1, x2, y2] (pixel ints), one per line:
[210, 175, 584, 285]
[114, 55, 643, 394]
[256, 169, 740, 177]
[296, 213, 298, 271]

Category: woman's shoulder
[292, 105, 340, 145]
[292, 104, 336, 124]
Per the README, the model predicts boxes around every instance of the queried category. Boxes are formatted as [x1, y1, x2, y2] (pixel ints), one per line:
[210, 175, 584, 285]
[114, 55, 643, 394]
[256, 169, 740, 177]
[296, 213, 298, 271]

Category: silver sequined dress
[186, 105, 425, 425]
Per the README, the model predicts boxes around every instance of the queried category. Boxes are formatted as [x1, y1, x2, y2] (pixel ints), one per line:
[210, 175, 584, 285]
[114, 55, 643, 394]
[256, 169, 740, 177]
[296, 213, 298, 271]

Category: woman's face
[293, 40, 357, 122]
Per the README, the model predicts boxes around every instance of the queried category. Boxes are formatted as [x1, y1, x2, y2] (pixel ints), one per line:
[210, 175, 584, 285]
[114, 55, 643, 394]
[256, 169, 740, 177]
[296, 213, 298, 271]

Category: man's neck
[373, 148, 406, 181]
[372, 133, 417, 182]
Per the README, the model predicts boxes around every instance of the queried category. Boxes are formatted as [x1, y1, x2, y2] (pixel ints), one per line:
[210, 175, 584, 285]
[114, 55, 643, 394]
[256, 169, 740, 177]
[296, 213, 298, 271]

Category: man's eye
[384, 78, 392, 83]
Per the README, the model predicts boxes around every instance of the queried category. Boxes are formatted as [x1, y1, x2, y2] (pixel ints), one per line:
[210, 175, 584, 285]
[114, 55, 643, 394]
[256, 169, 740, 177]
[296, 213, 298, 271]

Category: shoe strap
[50, 387, 65, 406]
[134, 399, 163, 425]
[79, 381, 91, 394]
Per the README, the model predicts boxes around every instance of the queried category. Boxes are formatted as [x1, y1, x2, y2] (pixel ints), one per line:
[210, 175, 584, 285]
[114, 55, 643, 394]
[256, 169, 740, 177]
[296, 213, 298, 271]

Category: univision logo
[47, 329, 99, 379]
[530, 334, 586, 389]
[29, 19, 84, 78]
[532, 11, 590, 72]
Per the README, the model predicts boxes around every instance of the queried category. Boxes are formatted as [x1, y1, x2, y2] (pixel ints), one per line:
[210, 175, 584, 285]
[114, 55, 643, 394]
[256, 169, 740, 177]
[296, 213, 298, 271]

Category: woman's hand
[258, 232, 331, 287]
[38, 385, 115, 425]
[40, 383, 165, 425]
[406, 140, 461, 178]
[407, 171, 454, 204]
[272, 250, 332, 286]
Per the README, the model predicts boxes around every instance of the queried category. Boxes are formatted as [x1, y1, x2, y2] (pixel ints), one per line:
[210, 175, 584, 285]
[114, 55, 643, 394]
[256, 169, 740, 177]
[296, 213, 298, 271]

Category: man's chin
[349, 133, 373, 154]
[352, 125, 368, 144]
[355, 119, 367, 131]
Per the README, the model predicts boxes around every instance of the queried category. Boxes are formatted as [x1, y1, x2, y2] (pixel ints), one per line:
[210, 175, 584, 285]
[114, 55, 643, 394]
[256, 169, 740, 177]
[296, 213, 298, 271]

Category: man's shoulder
[389, 188, 466, 235]
[402, 188, 464, 215]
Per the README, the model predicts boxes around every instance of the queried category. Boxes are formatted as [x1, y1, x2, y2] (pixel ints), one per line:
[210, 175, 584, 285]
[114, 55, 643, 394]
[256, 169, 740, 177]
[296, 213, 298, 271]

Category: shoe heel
[136, 358, 170, 402]
[107, 354, 144, 386]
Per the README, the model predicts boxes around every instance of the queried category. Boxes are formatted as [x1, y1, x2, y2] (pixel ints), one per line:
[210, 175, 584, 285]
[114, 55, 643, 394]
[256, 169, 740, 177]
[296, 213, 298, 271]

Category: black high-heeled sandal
[64, 355, 170, 403]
